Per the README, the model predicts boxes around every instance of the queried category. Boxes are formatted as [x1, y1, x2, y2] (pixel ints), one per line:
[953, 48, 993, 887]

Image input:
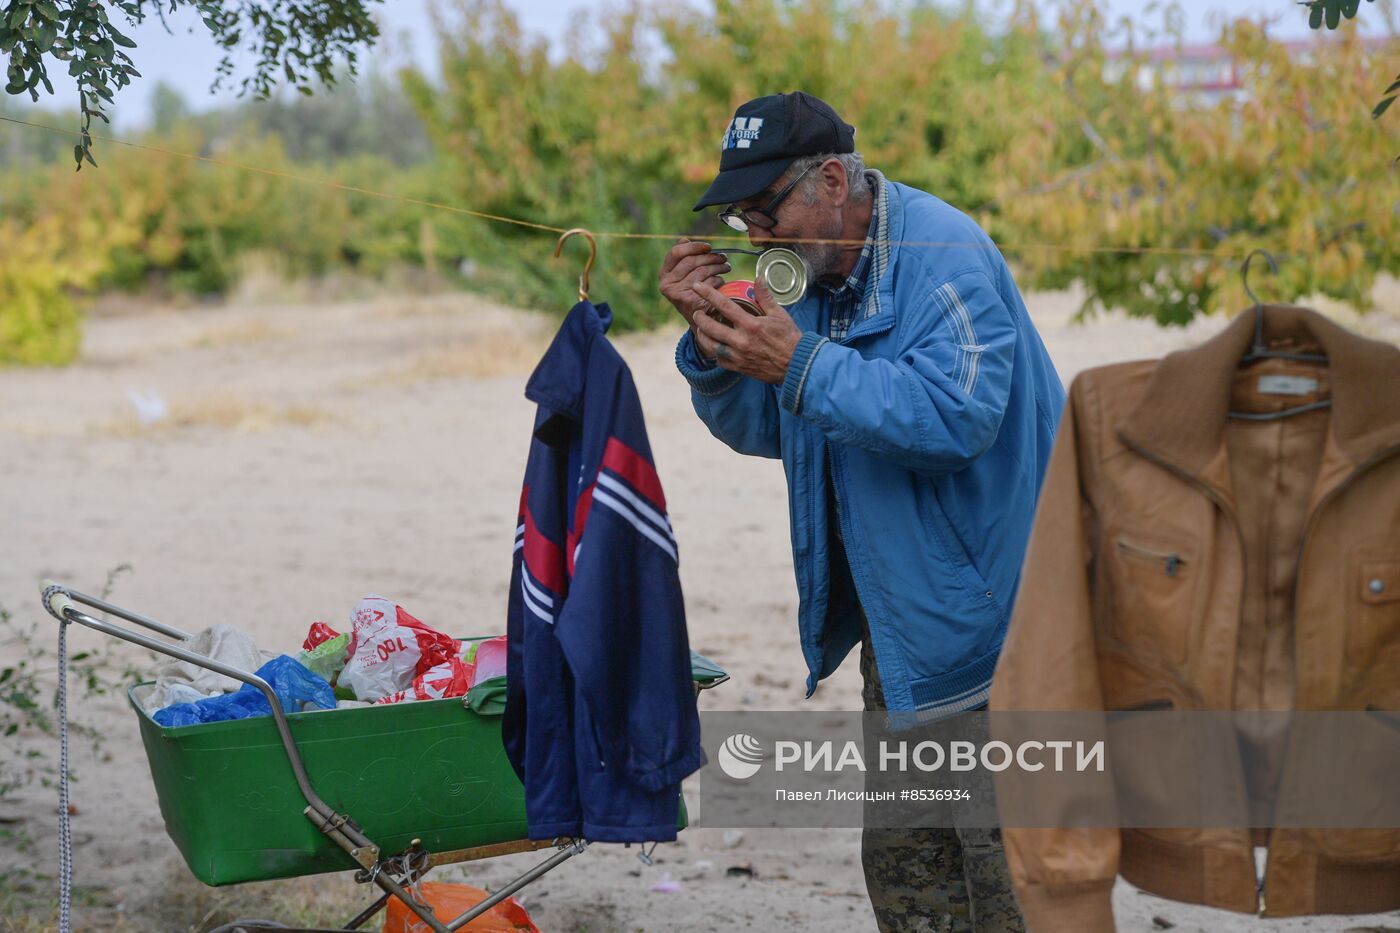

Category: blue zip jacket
[505, 300, 706, 842]
[676, 180, 1065, 718]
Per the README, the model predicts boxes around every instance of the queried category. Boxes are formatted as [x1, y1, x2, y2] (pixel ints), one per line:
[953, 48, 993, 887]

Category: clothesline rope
[0, 114, 1287, 260]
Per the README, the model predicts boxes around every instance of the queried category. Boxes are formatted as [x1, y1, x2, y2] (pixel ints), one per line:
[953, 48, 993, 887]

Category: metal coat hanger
[1228, 249, 1331, 422]
[555, 228, 597, 302]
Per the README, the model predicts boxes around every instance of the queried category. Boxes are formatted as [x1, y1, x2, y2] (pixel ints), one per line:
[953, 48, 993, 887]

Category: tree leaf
[36, 20, 55, 52]
[1309, 3, 1324, 28]
[34, 1, 59, 21]
[1374, 95, 1396, 119]
[108, 26, 136, 48]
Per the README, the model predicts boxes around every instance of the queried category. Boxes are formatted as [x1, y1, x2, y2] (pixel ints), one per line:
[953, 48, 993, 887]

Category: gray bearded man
[659, 92, 1066, 930]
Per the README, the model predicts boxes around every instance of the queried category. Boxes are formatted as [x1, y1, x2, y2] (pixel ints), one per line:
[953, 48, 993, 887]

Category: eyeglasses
[717, 161, 819, 233]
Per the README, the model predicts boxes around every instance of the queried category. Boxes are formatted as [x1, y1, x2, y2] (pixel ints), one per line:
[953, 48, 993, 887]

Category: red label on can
[717, 279, 763, 316]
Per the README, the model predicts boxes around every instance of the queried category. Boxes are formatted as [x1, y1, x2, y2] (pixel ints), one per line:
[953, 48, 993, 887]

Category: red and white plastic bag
[375, 657, 471, 705]
[461, 635, 508, 688]
[339, 595, 457, 702]
[302, 621, 341, 651]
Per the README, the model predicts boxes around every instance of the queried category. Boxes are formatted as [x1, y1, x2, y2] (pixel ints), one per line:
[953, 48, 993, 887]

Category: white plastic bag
[339, 595, 456, 702]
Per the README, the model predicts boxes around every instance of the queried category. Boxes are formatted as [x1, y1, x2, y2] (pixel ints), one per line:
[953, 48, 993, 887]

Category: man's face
[733, 164, 845, 281]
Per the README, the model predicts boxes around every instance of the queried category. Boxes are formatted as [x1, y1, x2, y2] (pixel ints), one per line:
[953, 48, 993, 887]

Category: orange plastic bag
[382, 881, 539, 932]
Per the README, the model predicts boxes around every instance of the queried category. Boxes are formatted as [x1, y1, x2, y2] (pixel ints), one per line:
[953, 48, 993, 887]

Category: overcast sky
[4, 0, 1391, 128]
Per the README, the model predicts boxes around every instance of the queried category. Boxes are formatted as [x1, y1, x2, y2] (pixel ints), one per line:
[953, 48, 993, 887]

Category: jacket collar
[836, 174, 902, 342]
[525, 299, 613, 422]
[1117, 304, 1400, 482]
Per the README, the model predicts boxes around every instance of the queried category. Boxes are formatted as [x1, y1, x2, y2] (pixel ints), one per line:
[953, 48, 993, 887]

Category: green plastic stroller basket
[126, 645, 721, 886]
[128, 687, 534, 885]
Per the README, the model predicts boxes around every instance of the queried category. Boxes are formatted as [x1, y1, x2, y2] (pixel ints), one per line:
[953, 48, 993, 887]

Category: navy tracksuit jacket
[503, 300, 706, 842]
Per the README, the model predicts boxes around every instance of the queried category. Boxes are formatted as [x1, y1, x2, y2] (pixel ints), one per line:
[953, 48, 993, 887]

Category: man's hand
[690, 279, 804, 385]
[659, 238, 731, 327]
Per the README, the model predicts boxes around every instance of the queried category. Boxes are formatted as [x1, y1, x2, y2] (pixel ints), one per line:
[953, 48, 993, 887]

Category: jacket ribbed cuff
[630, 744, 708, 794]
[676, 330, 744, 397]
[780, 332, 828, 415]
[1014, 880, 1116, 933]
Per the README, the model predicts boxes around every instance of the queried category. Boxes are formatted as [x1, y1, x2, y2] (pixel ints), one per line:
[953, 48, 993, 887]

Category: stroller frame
[41, 581, 722, 932]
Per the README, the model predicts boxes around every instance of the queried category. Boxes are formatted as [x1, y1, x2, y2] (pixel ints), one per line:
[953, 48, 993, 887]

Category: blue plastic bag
[154, 655, 336, 728]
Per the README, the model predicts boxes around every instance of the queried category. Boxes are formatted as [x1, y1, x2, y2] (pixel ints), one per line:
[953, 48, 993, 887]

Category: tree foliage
[1301, 0, 1398, 119]
[407, 0, 1398, 328]
[139, 69, 432, 165]
[0, 0, 382, 168]
[0, 171, 138, 363]
[0, 0, 1396, 364]
[997, 4, 1399, 324]
[0, 85, 435, 362]
[2, 131, 433, 294]
[1303, 0, 1376, 29]
[404, 0, 1074, 325]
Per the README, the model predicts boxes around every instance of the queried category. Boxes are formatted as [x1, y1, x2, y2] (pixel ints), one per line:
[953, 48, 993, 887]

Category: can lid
[755, 248, 809, 306]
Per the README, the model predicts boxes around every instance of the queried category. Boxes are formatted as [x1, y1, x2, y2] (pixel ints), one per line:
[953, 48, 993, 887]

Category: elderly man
[659, 92, 1064, 931]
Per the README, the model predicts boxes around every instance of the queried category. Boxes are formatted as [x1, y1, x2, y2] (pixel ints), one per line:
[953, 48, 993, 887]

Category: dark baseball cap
[692, 91, 856, 212]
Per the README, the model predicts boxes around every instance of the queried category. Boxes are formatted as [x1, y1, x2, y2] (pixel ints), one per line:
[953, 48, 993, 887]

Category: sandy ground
[1, 285, 1398, 932]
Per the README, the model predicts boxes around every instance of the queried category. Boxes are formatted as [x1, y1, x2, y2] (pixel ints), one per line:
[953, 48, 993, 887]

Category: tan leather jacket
[990, 305, 1400, 929]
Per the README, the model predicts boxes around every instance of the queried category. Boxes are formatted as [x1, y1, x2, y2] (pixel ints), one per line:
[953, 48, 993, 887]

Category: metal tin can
[755, 247, 809, 306]
[705, 279, 764, 325]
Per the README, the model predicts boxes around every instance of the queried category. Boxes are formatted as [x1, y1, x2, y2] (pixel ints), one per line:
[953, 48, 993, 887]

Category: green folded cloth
[465, 652, 729, 718]
[466, 675, 508, 717]
[689, 649, 728, 685]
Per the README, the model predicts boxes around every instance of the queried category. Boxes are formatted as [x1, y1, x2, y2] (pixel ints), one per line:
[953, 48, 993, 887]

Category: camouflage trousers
[858, 624, 1026, 933]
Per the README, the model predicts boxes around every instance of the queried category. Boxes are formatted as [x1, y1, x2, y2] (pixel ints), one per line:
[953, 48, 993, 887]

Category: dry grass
[381, 340, 551, 384]
[188, 318, 294, 350]
[230, 253, 450, 309]
[94, 393, 337, 437]
[369, 295, 466, 319]
[137, 874, 370, 933]
[226, 251, 309, 308]
[369, 316, 555, 387]
[0, 873, 368, 933]
[366, 292, 557, 323]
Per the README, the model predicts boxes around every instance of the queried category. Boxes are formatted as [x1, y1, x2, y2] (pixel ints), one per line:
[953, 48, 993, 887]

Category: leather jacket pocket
[1300, 706, 1400, 859]
[1105, 529, 1200, 665]
[1349, 554, 1400, 669]
[1107, 699, 1213, 846]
